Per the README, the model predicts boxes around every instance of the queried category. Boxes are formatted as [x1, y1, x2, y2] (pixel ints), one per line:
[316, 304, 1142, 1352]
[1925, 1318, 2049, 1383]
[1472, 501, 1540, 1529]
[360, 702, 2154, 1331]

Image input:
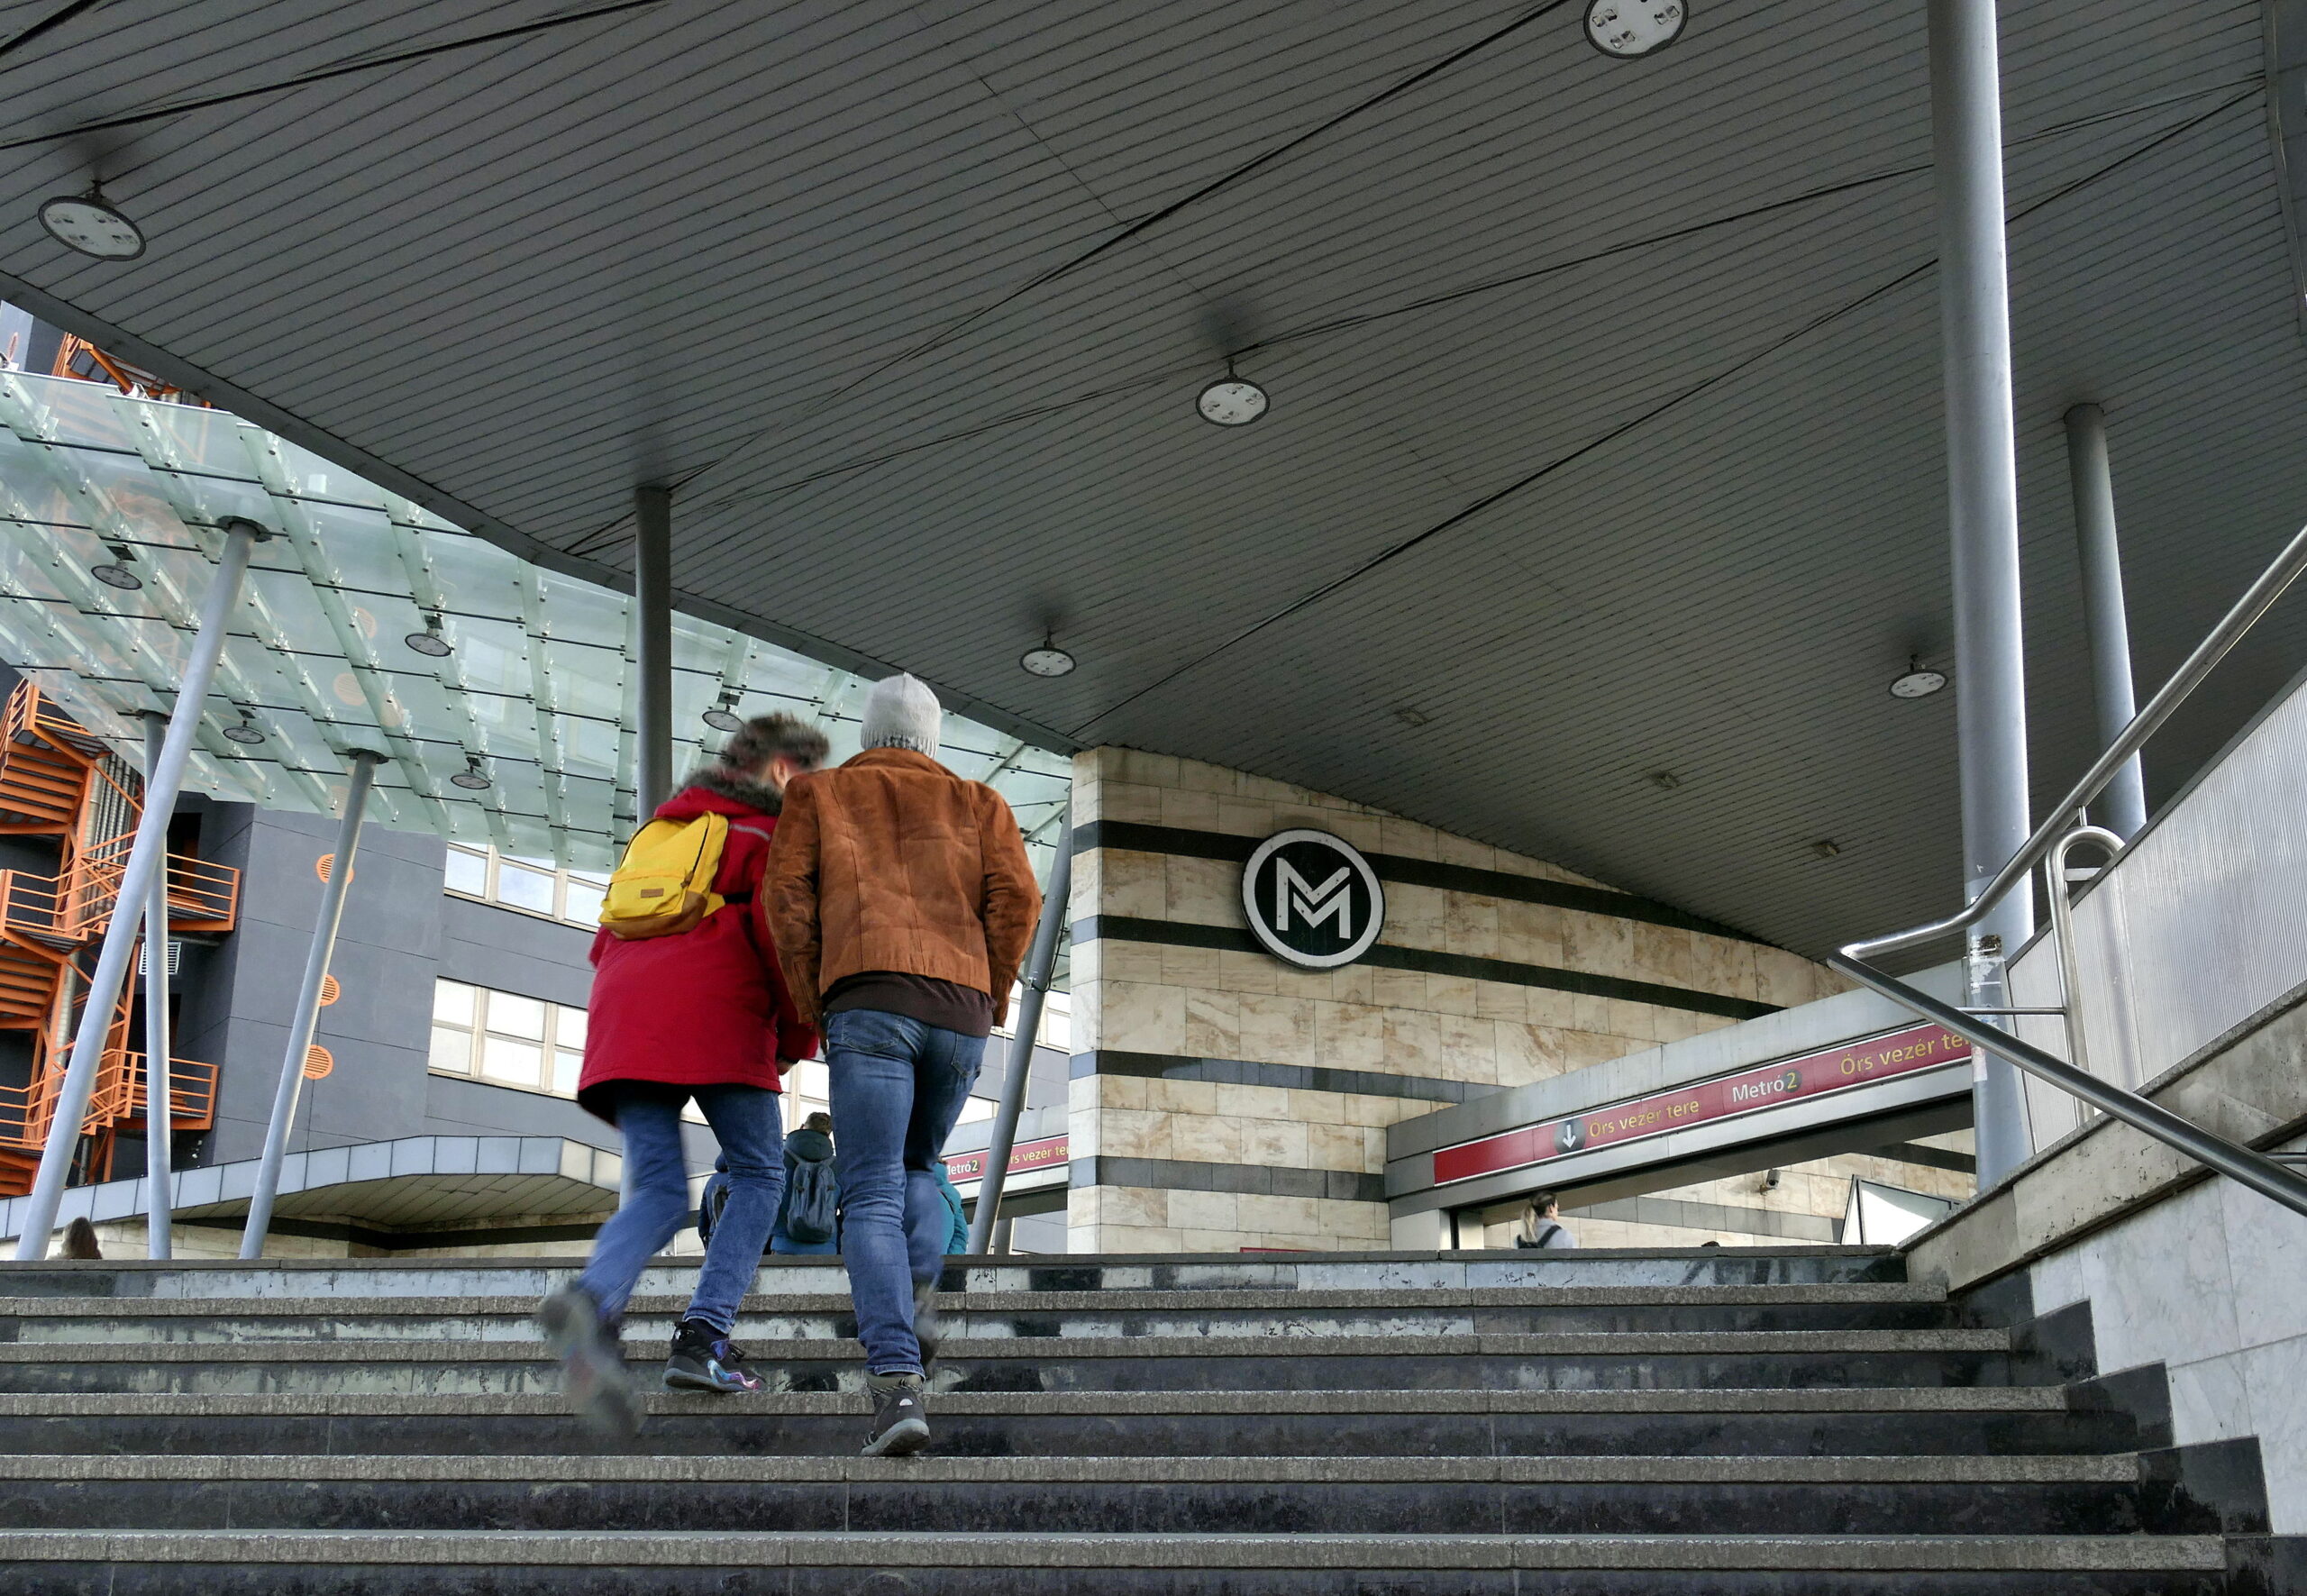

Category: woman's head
[721, 713, 829, 793]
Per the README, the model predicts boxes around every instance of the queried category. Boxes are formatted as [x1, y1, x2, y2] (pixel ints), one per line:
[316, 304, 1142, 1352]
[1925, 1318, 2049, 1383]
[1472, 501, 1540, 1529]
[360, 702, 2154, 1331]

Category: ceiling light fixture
[449, 754, 492, 791]
[90, 545, 141, 590]
[1020, 633, 1076, 678]
[1889, 656, 1948, 700]
[404, 614, 453, 658]
[220, 711, 266, 746]
[38, 182, 145, 260]
[1584, 0, 1687, 58]
[1196, 360, 1269, 427]
[1810, 839, 1842, 860]
[702, 689, 747, 734]
[1648, 771, 1681, 792]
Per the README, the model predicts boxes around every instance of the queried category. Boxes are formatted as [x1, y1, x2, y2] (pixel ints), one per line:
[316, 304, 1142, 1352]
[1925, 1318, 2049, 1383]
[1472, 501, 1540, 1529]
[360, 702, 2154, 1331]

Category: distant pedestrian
[1515, 1192, 1578, 1249]
[767, 674, 1039, 1456]
[771, 1112, 841, 1255]
[537, 715, 827, 1439]
[930, 1160, 971, 1257]
[60, 1218, 101, 1259]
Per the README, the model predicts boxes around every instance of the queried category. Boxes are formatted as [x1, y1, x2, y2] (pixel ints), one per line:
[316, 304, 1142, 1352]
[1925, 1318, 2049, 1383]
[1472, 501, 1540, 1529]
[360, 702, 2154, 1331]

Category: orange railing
[59, 834, 240, 940]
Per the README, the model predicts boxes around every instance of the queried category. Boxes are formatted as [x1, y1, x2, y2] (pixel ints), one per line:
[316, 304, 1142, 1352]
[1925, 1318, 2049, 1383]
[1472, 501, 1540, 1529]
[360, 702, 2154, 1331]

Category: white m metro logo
[1242, 828, 1387, 971]
[1273, 862, 1356, 938]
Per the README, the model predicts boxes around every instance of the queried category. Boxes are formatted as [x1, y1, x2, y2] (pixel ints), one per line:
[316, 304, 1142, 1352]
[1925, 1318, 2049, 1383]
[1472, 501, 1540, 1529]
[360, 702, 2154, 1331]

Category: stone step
[0, 1386, 2137, 1460]
[0, 1330, 2023, 1397]
[0, 1284, 1956, 1343]
[0, 1246, 1904, 1301]
[0, 1452, 2144, 1537]
[0, 1529, 2229, 1596]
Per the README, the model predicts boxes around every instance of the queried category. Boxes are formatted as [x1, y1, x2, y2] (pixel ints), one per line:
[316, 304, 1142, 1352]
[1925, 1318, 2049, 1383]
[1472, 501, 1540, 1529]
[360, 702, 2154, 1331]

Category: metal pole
[238, 752, 383, 1259]
[14, 518, 262, 1260]
[1930, 0, 2033, 1191]
[633, 484, 674, 818]
[2063, 403, 2148, 840]
[990, 1215, 1014, 1254]
[965, 807, 1071, 1255]
[140, 713, 173, 1261]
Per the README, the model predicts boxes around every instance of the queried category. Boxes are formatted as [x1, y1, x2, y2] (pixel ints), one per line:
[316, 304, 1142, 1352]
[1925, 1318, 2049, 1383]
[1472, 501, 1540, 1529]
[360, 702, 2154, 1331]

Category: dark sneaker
[663, 1317, 766, 1394]
[912, 1279, 943, 1371]
[862, 1370, 929, 1456]
[536, 1284, 644, 1441]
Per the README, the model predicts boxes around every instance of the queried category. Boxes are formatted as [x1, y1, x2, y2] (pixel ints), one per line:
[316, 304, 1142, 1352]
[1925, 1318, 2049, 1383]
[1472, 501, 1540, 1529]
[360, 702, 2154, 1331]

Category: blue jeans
[825, 1009, 985, 1374]
[578, 1082, 783, 1335]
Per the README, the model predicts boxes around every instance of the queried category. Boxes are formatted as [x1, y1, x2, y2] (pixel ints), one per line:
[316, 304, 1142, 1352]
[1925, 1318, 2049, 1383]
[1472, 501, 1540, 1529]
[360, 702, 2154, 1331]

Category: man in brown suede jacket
[766, 673, 1039, 1455]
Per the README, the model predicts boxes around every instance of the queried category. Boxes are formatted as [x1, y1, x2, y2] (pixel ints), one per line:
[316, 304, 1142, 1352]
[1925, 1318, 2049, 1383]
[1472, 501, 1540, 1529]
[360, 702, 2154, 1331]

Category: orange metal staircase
[0, 684, 235, 1197]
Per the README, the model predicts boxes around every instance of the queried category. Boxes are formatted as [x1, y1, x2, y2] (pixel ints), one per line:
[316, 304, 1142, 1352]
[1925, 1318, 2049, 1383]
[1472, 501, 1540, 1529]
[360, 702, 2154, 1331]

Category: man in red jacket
[537, 714, 828, 1439]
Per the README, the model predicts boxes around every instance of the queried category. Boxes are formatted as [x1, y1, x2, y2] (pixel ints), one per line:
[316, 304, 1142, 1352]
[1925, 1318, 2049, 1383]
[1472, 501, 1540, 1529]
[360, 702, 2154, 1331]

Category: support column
[238, 751, 384, 1259]
[2063, 403, 2147, 839]
[633, 484, 674, 818]
[140, 713, 173, 1261]
[964, 807, 1071, 1255]
[14, 517, 264, 1260]
[1929, 0, 2034, 1190]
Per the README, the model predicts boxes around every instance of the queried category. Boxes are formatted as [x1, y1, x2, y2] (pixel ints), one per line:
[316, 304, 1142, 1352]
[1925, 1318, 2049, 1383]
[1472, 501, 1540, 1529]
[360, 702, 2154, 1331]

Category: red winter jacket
[576, 776, 818, 1121]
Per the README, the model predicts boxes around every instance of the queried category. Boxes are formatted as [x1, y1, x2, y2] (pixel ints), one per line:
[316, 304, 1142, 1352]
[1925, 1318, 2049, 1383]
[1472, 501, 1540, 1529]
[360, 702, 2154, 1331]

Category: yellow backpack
[598, 813, 732, 940]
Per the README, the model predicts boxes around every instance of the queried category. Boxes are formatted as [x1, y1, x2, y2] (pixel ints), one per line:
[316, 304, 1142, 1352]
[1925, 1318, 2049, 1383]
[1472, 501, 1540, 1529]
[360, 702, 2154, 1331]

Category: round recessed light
[1021, 645, 1076, 678]
[221, 722, 266, 746]
[1197, 375, 1269, 427]
[404, 629, 452, 659]
[701, 707, 747, 734]
[1585, 0, 1687, 58]
[90, 563, 142, 591]
[1889, 661, 1948, 700]
[450, 767, 492, 791]
[39, 191, 145, 260]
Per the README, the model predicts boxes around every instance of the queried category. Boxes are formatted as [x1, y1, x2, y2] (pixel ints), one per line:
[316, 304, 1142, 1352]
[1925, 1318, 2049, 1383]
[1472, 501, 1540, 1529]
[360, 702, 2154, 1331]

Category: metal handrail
[1829, 518, 2307, 1220]
[2043, 825, 2126, 1090]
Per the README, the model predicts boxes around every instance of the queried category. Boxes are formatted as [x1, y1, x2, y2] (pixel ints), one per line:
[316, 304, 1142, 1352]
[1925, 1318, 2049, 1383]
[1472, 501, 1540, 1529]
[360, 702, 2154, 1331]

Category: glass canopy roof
[0, 370, 1072, 875]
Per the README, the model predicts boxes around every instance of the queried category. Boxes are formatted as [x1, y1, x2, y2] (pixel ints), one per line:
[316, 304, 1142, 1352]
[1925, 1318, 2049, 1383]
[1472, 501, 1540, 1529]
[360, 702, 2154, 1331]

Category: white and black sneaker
[862, 1370, 930, 1456]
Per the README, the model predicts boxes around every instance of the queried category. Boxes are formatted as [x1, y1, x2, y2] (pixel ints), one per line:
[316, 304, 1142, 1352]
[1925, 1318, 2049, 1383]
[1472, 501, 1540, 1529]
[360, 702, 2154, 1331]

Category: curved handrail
[1833, 517, 2307, 1220]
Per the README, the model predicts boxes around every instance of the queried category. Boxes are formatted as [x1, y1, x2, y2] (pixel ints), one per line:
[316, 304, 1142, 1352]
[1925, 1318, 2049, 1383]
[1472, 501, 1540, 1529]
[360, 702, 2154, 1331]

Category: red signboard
[1431, 1022, 1970, 1186]
[944, 1134, 1069, 1185]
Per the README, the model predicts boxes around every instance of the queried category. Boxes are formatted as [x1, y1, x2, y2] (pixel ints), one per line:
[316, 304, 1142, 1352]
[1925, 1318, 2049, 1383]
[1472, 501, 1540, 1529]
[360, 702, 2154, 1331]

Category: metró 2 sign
[1432, 1022, 1971, 1184]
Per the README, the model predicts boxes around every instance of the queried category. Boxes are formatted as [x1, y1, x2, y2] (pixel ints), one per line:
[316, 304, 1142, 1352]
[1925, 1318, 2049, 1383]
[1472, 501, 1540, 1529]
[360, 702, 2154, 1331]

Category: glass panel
[561, 876, 605, 926]
[429, 1025, 473, 1073]
[495, 861, 556, 916]
[551, 1049, 583, 1096]
[480, 1035, 543, 1086]
[954, 1096, 996, 1124]
[433, 980, 476, 1025]
[487, 992, 548, 1040]
[442, 846, 488, 897]
[553, 1006, 587, 1048]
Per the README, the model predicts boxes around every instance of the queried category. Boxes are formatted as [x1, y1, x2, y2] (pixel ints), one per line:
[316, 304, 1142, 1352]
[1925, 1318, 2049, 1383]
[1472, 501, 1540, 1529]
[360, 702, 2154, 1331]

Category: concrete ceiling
[0, 0, 2301, 960]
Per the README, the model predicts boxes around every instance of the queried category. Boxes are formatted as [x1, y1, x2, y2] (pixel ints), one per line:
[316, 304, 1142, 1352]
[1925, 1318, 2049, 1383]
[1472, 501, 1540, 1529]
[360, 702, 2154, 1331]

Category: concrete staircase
[0, 1247, 2249, 1593]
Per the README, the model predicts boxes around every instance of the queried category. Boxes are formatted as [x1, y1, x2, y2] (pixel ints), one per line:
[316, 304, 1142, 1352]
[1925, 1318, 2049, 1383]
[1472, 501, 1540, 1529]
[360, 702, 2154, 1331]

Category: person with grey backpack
[699, 1112, 841, 1255]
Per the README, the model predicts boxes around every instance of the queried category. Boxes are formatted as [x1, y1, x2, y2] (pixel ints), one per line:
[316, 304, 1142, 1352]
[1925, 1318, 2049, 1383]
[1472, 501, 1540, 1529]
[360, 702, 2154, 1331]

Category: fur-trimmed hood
[679, 763, 784, 816]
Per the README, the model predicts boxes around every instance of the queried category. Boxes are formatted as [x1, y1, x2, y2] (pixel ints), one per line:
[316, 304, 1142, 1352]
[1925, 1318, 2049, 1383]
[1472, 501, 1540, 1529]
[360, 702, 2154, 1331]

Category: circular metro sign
[1241, 828, 1386, 970]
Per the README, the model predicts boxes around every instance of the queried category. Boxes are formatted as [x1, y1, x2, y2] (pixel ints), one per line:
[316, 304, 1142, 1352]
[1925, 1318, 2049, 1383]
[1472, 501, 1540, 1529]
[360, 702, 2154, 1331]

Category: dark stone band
[1072, 1154, 1388, 1205]
[1075, 819, 1763, 945]
[1072, 1048, 1482, 1104]
[1071, 914, 1778, 1023]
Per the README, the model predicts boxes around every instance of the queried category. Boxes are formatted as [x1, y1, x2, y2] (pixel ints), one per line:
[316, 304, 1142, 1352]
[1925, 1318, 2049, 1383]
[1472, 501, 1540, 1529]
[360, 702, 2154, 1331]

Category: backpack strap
[1533, 1222, 1564, 1248]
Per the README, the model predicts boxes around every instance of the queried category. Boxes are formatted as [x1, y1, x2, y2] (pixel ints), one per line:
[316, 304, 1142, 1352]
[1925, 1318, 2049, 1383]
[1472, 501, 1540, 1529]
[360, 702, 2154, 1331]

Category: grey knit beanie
[861, 673, 942, 759]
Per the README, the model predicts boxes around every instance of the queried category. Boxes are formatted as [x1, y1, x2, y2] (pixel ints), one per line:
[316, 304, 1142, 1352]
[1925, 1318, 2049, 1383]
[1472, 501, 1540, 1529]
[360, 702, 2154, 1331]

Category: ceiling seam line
[1065, 85, 2260, 740]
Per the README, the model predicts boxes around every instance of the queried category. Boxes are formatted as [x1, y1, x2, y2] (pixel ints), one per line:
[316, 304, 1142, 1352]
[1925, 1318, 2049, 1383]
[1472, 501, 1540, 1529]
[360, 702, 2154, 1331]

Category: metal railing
[1828, 520, 2307, 1221]
[59, 835, 240, 940]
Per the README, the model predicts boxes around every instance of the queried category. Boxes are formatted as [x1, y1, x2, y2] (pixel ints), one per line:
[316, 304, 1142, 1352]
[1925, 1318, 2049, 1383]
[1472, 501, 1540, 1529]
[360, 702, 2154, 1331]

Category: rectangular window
[427, 980, 587, 1100]
[442, 844, 611, 928]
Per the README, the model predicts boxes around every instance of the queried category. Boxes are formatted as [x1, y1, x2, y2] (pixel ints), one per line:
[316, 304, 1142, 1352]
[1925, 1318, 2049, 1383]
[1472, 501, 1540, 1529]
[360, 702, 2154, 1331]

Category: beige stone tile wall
[1069, 748, 1855, 1254]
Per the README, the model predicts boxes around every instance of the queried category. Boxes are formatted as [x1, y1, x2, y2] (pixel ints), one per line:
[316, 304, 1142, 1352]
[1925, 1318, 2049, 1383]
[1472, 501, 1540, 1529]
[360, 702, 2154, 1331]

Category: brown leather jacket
[765, 747, 1042, 1026]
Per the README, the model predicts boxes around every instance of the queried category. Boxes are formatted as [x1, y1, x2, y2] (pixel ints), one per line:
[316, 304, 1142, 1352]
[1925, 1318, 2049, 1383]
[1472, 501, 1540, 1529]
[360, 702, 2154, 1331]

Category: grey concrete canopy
[1, 0, 2303, 958]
